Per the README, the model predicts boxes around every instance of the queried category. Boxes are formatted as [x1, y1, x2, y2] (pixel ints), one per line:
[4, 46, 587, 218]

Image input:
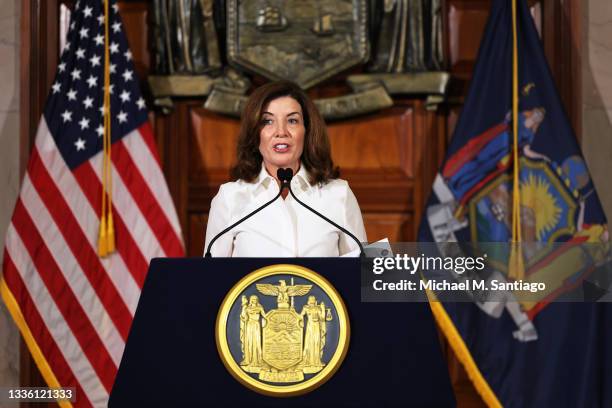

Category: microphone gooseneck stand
[204, 169, 291, 257]
[279, 169, 365, 258]
[205, 167, 365, 258]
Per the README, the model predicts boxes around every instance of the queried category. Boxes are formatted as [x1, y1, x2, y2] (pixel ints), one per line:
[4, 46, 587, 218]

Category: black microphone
[277, 167, 293, 190]
[204, 168, 290, 257]
[281, 168, 365, 257]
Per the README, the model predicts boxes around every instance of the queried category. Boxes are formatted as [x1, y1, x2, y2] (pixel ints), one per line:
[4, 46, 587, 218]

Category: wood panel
[362, 213, 413, 243]
[190, 214, 207, 257]
[328, 106, 416, 214]
[447, 0, 490, 77]
[189, 108, 241, 179]
[117, 2, 151, 80]
[187, 106, 240, 223]
[541, 0, 582, 139]
[328, 110, 414, 175]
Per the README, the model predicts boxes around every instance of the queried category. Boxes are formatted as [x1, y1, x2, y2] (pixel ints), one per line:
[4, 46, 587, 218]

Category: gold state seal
[216, 264, 350, 396]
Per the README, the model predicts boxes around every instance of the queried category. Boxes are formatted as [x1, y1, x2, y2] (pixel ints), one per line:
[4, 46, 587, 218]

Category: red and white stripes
[2, 118, 184, 407]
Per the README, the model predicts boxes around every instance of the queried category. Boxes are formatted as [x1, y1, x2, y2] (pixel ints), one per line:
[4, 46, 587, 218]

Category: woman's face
[259, 96, 305, 176]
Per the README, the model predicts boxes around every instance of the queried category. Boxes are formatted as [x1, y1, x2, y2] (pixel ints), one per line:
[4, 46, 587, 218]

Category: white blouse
[204, 165, 367, 257]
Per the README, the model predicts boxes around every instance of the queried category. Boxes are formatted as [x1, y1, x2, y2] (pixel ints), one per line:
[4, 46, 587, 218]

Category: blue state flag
[418, 0, 612, 406]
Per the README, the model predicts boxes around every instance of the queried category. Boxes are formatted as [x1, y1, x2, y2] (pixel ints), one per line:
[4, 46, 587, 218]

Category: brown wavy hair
[230, 81, 339, 185]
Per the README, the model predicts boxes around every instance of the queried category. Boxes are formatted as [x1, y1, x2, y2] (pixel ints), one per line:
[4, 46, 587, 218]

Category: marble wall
[0, 0, 20, 400]
[583, 0, 612, 221]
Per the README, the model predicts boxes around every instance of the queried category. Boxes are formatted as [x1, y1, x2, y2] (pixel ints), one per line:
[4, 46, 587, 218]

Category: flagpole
[98, 0, 116, 256]
[509, 0, 525, 280]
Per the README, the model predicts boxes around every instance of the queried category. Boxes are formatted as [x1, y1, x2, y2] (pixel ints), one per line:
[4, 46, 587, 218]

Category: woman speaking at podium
[204, 81, 367, 257]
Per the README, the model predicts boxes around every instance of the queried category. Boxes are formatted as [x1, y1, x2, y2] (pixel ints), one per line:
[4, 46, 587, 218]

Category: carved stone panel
[226, 0, 369, 89]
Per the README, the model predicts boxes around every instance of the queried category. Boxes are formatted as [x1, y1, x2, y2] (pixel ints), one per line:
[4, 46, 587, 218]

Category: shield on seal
[468, 157, 579, 267]
[262, 309, 303, 370]
[466, 156, 604, 312]
[226, 0, 369, 89]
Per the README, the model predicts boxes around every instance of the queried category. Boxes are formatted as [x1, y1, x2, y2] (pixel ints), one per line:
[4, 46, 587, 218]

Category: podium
[109, 258, 455, 407]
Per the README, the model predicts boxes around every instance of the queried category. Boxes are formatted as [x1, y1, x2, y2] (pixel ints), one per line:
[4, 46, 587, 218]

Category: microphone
[277, 167, 293, 190]
[281, 168, 365, 257]
[204, 168, 290, 257]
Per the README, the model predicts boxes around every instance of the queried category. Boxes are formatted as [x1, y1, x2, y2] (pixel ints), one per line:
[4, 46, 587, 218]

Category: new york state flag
[418, 0, 612, 406]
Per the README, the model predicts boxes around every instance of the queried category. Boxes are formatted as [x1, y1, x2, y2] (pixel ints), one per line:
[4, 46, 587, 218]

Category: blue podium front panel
[109, 258, 455, 407]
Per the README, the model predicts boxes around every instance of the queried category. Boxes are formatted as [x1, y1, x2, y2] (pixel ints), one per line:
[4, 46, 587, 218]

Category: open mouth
[273, 143, 290, 153]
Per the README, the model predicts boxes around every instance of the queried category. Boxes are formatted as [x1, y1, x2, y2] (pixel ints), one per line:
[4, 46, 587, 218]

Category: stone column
[0, 0, 20, 400]
[582, 0, 612, 221]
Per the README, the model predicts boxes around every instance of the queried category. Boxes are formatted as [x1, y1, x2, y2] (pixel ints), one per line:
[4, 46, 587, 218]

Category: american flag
[0, 0, 184, 406]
